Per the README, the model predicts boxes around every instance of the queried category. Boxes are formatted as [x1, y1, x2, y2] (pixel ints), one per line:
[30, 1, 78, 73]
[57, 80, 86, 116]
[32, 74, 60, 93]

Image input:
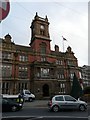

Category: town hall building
[0, 13, 80, 99]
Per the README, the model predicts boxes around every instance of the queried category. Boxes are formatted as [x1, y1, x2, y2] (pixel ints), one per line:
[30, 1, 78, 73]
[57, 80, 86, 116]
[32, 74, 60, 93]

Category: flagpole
[63, 39, 64, 52]
[62, 36, 67, 52]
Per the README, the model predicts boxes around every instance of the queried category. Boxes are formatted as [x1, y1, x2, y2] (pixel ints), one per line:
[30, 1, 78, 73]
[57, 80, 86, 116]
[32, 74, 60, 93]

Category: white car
[21, 89, 35, 102]
[48, 95, 87, 112]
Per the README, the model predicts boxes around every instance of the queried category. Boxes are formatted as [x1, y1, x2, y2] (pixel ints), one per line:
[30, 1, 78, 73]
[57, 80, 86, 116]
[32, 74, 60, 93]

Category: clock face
[40, 25, 44, 30]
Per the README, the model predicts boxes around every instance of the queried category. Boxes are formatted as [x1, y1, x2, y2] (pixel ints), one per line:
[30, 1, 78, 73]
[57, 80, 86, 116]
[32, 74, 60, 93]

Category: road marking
[2, 115, 88, 119]
[26, 116, 43, 120]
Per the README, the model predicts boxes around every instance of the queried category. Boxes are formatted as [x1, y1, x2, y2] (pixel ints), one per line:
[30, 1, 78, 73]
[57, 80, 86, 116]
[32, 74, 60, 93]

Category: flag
[62, 36, 67, 41]
[70, 73, 83, 99]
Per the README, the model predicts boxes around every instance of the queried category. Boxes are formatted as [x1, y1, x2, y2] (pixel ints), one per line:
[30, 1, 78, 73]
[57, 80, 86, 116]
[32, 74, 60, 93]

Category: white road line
[2, 115, 88, 119]
[26, 117, 43, 120]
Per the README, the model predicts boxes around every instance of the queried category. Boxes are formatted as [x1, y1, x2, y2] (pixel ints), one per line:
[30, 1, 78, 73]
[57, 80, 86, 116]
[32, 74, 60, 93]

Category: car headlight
[21, 98, 24, 102]
[19, 104, 22, 106]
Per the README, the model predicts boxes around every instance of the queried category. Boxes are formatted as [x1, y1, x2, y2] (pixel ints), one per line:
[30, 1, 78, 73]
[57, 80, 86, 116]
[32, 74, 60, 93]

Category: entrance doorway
[43, 84, 49, 97]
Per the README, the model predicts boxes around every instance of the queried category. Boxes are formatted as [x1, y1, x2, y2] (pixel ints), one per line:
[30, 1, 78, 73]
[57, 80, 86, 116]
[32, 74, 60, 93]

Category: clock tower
[30, 13, 51, 53]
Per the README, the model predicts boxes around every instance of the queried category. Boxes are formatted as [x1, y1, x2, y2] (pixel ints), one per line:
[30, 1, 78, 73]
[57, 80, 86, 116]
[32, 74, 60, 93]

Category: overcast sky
[0, 0, 88, 66]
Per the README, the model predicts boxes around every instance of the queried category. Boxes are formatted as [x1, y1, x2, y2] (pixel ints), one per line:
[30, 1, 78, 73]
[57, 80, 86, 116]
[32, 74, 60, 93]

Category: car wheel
[29, 97, 33, 102]
[52, 105, 59, 112]
[11, 106, 17, 112]
[79, 104, 85, 111]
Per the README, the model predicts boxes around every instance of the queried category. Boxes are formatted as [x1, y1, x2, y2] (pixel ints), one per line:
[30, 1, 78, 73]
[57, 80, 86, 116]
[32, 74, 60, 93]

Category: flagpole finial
[62, 36, 67, 41]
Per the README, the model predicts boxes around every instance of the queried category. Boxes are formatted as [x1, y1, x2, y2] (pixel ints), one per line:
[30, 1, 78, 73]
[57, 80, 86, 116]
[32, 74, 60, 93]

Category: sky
[0, 0, 88, 66]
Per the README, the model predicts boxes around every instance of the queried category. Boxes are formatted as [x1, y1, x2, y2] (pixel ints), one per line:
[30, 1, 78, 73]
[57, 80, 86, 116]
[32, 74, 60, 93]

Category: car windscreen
[25, 91, 31, 95]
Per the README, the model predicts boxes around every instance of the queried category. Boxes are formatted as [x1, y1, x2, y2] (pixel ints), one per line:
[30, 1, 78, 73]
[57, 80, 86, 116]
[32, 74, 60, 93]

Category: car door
[55, 96, 65, 109]
[2, 99, 10, 111]
[64, 95, 78, 109]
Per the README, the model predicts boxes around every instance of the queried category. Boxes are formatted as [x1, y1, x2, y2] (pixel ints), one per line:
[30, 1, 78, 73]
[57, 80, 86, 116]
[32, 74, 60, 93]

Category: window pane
[18, 66, 28, 78]
[55, 96, 64, 101]
[2, 65, 12, 77]
[65, 96, 75, 101]
[19, 55, 28, 61]
[41, 68, 49, 77]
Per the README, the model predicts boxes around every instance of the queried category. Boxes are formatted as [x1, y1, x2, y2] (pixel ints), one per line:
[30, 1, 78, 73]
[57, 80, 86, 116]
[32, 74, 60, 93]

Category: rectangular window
[19, 83, 20, 90]
[41, 68, 49, 77]
[57, 74, 64, 79]
[2, 65, 12, 77]
[59, 83, 65, 94]
[70, 71, 74, 79]
[2, 52, 12, 60]
[18, 66, 28, 78]
[2, 82, 9, 94]
[19, 55, 28, 62]
[2, 82, 5, 89]
[18, 83, 27, 92]
[57, 70, 64, 79]
[25, 83, 27, 89]
[56, 60, 63, 65]
[41, 56, 46, 62]
[67, 60, 74, 66]
[41, 46, 46, 54]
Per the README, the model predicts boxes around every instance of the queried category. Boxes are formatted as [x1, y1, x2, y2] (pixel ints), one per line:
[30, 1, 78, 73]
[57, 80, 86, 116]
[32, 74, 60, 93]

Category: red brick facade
[0, 13, 80, 99]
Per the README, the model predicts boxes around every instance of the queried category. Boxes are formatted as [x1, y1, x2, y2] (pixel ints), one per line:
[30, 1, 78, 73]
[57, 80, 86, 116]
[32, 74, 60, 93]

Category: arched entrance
[43, 84, 49, 97]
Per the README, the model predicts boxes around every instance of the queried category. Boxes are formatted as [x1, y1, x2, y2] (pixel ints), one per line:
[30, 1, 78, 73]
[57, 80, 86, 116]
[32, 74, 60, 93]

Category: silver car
[48, 95, 87, 112]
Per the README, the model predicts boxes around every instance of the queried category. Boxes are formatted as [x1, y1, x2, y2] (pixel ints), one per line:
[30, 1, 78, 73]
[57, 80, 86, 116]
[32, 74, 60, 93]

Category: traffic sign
[0, 0, 10, 20]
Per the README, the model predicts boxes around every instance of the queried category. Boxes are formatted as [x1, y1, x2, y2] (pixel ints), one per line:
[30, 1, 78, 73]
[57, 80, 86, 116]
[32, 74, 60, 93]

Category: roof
[2, 94, 19, 98]
[15, 44, 33, 53]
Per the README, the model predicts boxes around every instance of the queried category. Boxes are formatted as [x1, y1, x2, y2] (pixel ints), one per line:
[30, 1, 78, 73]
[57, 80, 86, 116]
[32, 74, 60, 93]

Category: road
[1, 116, 88, 120]
[2, 100, 90, 120]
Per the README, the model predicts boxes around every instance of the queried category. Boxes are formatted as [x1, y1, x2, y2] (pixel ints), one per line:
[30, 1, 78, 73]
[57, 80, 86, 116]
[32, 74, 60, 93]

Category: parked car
[48, 95, 87, 112]
[2, 94, 24, 105]
[2, 98, 23, 112]
[20, 89, 35, 102]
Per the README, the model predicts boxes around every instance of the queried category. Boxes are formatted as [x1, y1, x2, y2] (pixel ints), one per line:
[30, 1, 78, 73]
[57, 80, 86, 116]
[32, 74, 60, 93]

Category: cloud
[0, 2, 88, 66]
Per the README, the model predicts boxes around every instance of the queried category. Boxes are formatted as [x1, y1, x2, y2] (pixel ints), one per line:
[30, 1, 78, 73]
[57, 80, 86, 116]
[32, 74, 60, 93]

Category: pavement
[23, 100, 48, 108]
[23, 100, 90, 108]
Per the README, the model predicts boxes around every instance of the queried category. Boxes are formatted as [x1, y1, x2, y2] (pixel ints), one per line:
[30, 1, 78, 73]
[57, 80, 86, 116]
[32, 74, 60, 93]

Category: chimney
[55, 45, 59, 52]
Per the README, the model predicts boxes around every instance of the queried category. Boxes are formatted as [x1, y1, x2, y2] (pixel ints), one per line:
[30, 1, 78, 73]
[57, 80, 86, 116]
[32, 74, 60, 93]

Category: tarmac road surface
[2, 100, 90, 120]
[2, 116, 88, 120]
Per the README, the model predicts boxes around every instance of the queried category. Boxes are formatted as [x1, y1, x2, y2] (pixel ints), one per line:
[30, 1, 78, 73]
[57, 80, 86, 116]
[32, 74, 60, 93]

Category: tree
[70, 73, 83, 99]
